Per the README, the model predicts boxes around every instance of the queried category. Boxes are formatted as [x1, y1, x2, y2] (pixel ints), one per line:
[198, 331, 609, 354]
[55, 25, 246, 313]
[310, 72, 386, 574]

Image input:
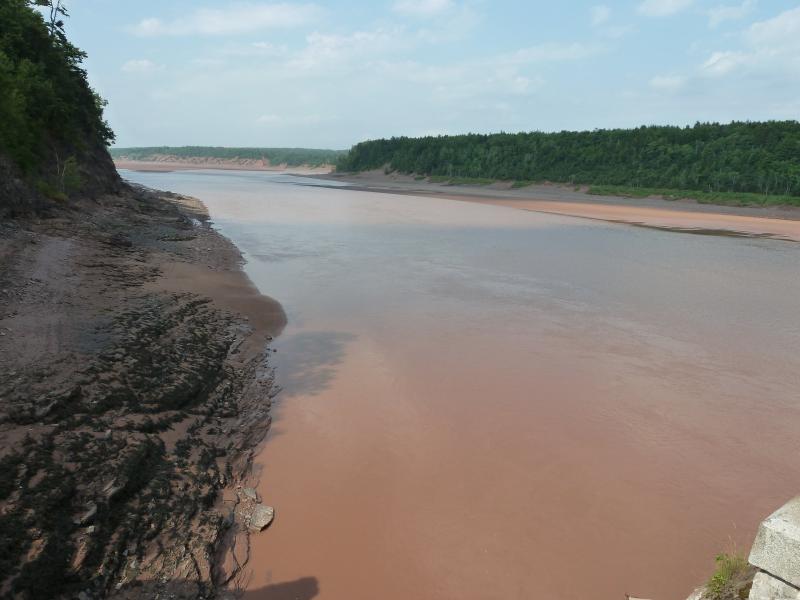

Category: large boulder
[249, 504, 275, 531]
[749, 497, 800, 589]
[748, 571, 800, 600]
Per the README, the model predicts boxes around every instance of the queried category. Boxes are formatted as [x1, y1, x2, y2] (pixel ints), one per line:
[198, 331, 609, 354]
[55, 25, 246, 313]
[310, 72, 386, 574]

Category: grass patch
[34, 180, 68, 202]
[704, 552, 754, 600]
[511, 180, 537, 188]
[586, 185, 800, 208]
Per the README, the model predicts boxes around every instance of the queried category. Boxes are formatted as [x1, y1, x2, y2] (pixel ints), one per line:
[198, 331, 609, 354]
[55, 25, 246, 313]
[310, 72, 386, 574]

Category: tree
[0, 0, 115, 196]
[336, 121, 800, 197]
[33, 0, 68, 36]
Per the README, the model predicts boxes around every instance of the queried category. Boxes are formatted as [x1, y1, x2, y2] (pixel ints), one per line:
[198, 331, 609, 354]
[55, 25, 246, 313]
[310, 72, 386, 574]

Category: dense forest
[337, 122, 800, 197]
[111, 146, 345, 168]
[0, 0, 118, 208]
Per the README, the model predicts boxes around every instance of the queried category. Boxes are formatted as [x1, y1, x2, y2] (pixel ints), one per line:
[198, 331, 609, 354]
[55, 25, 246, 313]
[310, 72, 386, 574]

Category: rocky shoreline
[0, 185, 286, 598]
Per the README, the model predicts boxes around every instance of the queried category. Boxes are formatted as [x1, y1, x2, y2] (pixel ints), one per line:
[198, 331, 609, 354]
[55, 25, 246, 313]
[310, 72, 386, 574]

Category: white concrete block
[749, 497, 800, 588]
[748, 571, 800, 600]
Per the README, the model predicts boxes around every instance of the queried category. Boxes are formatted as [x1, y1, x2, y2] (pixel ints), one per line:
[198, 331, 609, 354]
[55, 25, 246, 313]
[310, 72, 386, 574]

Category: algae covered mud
[123, 169, 800, 600]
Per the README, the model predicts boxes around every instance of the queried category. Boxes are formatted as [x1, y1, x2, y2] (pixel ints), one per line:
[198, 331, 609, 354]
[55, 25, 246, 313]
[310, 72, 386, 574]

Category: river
[123, 169, 800, 600]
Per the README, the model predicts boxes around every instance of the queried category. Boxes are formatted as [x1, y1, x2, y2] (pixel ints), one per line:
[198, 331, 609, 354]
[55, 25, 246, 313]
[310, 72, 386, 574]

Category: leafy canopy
[0, 0, 114, 174]
[338, 122, 800, 197]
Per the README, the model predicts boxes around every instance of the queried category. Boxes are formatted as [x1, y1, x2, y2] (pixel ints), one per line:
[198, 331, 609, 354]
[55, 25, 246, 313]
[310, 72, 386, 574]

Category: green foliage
[60, 155, 82, 192]
[0, 0, 114, 175]
[110, 146, 345, 168]
[34, 179, 67, 201]
[337, 122, 800, 197]
[704, 553, 752, 600]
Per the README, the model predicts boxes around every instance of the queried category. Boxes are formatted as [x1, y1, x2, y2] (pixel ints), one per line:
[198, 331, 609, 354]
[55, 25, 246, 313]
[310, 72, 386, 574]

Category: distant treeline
[337, 121, 800, 196]
[111, 146, 345, 167]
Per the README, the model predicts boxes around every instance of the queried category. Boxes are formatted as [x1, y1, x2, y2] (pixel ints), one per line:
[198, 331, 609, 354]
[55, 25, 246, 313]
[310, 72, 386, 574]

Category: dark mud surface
[0, 186, 285, 599]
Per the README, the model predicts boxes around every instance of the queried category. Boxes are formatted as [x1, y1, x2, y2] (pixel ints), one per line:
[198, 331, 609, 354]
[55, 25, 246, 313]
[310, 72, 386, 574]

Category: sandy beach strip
[313, 172, 800, 242]
[444, 195, 800, 241]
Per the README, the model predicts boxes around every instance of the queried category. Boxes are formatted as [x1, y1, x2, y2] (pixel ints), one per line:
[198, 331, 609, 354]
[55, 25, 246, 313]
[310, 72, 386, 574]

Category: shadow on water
[259, 330, 356, 445]
[107, 577, 320, 600]
[273, 330, 356, 399]
[624, 220, 796, 241]
[241, 576, 320, 600]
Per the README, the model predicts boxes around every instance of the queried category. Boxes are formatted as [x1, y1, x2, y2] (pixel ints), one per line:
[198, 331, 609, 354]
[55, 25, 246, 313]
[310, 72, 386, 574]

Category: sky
[62, 0, 800, 149]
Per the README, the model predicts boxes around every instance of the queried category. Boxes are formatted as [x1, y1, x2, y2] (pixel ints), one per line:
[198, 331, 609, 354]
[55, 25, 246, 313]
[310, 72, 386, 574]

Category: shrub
[704, 553, 754, 600]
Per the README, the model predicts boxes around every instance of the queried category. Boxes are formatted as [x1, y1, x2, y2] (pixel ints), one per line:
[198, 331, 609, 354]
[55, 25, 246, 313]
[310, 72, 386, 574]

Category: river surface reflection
[124, 169, 800, 600]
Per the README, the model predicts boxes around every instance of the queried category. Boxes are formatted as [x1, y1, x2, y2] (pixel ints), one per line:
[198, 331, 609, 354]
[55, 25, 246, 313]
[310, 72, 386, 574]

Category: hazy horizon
[63, 0, 800, 149]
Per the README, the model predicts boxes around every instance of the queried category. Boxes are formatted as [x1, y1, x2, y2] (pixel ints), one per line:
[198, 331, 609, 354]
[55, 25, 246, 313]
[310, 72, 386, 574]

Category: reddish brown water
[126, 170, 800, 600]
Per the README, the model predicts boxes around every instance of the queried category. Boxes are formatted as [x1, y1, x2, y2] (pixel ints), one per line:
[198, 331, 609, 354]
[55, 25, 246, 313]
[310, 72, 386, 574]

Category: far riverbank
[309, 170, 800, 242]
[114, 159, 333, 174]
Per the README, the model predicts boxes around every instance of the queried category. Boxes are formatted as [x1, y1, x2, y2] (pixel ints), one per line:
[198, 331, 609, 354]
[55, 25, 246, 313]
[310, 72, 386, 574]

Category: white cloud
[504, 42, 603, 64]
[649, 74, 686, 91]
[256, 114, 323, 126]
[219, 41, 290, 57]
[121, 59, 162, 73]
[699, 7, 800, 78]
[589, 5, 634, 38]
[415, 5, 479, 43]
[130, 3, 319, 36]
[392, 0, 453, 17]
[591, 5, 611, 26]
[701, 50, 747, 76]
[706, 0, 756, 28]
[287, 29, 405, 71]
[639, 3, 800, 111]
[251, 41, 287, 54]
[746, 5, 800, 52]
[600, 24, 636, 38]
[375, 41, 599, 105]
[379, 59, 542, 104]
[637, 0, 693, 17]
[191, 58, 226, 68]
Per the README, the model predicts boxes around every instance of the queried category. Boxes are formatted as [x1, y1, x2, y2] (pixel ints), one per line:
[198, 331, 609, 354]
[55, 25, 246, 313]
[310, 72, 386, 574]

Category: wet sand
[122, 170, 800, 600]
[314, 171, 800, 242]
[438, 196, 800, 242]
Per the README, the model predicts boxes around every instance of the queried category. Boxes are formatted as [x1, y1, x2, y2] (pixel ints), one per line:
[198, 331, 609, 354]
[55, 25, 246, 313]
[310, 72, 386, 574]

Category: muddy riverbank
[0, 185, 285, 598]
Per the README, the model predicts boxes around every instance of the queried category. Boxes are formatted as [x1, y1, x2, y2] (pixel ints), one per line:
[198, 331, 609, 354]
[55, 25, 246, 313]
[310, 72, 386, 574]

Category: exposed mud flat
[0, 186, 285, 598]
[316, 170, 800, 241]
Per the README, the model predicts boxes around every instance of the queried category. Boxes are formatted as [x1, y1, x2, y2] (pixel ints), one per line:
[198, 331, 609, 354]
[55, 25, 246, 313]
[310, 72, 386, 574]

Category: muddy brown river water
[124, 170, 800, 600]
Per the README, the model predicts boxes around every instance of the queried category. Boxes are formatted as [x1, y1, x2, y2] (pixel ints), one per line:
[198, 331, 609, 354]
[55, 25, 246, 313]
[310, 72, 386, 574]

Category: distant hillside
[0, 0, 119, 215]
[337, 122, 800, 197]
[111, 146, 345, 168]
